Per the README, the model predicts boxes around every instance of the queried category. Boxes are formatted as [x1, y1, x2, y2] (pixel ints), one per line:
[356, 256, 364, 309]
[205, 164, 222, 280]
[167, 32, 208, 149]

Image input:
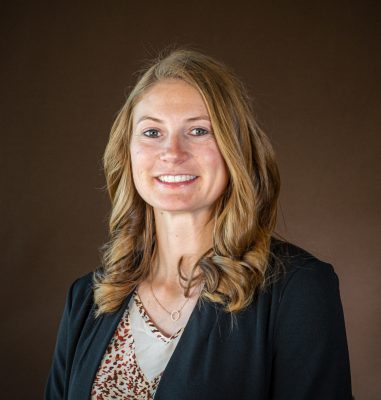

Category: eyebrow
[136, 115, 211, 124]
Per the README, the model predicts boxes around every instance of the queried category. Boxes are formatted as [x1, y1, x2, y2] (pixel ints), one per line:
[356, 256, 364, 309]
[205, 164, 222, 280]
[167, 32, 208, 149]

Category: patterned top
[91, 293, 183, 400]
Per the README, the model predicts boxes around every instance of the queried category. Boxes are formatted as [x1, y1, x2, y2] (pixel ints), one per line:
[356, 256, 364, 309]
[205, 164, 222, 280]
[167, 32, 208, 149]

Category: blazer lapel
[68, 293, 133, 399]
[154, 299, 223, 399]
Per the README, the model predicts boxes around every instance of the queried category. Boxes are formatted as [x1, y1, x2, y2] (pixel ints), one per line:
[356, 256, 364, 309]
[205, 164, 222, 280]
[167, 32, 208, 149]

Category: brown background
[1, 1, 380, 399]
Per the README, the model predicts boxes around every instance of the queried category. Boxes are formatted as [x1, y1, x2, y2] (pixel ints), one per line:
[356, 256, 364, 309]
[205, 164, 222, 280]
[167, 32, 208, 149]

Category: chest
[136, 284, 199, 337]
[68, 297, 274, 400]
[154, 306, 273, 399]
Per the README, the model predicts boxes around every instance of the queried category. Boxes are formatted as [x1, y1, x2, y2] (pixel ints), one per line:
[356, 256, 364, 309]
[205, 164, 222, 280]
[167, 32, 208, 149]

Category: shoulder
[70, 272, 94, 294]
[269, 237, 338, 294]
[266, 238, 342, 319]
[65, 272, 95, 315]
[270, 237, 334, 271]
[267, 238, 343, 330]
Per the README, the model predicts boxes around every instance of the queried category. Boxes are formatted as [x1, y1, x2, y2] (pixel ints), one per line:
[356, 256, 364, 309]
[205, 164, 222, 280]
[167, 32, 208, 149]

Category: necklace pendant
[171, 310, 180, 321]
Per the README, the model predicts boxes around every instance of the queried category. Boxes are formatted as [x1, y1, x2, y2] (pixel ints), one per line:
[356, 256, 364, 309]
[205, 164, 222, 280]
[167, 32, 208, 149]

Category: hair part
[93, 48, 280, 316]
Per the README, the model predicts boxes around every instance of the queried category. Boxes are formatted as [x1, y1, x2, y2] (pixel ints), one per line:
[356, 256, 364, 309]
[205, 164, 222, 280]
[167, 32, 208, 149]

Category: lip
[154, 174, 199, 187]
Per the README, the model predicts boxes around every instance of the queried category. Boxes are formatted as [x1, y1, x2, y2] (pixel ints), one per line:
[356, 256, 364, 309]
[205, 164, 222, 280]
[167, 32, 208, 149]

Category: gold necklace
[150, 281, 190, 321]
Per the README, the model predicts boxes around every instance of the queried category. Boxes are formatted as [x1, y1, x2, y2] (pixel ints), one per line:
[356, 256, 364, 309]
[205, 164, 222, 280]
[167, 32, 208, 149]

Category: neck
[152, 209, 214, 287]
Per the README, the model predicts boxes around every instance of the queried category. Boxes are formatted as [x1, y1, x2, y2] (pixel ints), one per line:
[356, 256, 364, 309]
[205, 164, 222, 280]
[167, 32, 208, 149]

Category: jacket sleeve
[44, 279, 79, 400]
[270, 262, 352, 399]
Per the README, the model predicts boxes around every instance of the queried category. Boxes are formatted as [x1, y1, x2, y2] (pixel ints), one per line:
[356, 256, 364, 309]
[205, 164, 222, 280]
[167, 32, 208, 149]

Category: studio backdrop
[1, 1, 380, 399]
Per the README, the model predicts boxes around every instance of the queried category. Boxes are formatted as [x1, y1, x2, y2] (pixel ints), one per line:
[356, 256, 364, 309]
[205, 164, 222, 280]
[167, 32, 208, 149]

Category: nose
[159, 133, 188, 163]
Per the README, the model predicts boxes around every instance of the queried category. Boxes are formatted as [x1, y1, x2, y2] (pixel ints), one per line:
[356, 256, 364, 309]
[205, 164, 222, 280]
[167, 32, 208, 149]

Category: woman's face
[130, 79, 228, 217]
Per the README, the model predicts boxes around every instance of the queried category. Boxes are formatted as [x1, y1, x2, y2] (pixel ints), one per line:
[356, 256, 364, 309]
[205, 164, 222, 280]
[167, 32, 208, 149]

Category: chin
[151, 202, 214, 216]
[153, 204, 196, 213]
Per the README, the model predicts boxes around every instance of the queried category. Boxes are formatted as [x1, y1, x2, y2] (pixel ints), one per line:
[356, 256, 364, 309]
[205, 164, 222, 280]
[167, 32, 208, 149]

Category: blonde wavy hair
[94, 49, 280, 316]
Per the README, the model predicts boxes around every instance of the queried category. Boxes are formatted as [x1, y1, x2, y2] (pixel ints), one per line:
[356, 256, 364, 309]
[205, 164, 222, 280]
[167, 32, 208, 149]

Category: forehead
[133, 79, 209, 122]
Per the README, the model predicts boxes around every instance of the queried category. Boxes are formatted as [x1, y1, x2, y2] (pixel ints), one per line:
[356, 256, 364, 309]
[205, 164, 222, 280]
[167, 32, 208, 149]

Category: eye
[143, 129, 160, 138]
[190, 127, 209, 136]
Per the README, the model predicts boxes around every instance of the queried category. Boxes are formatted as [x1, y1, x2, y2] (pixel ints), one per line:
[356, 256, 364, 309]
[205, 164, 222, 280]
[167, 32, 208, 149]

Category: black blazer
[45, 240, 352, 399]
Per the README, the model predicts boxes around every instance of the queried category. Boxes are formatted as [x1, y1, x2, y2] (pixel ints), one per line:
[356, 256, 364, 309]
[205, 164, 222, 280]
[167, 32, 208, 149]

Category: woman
[45, 49, 352, 399]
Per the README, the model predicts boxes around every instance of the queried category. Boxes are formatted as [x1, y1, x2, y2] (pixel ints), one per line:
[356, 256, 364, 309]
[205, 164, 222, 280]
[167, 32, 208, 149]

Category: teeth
[158, 175, 197, 183]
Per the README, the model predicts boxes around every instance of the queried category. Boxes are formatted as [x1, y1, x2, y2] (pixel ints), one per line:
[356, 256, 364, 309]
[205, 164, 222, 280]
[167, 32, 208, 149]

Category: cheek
[130, 145, 145, 172]
[129, 155, 148, 201]
[129, 150, 139, 179]
[210, 145, 228, 172]
[203, 147, 229, 187]
[130, 146, 156, 187]
[130, 151, 146, 195]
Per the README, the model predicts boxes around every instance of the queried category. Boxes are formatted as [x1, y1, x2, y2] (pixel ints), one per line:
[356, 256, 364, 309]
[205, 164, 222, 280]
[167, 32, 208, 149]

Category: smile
[157, 175, 197, 183]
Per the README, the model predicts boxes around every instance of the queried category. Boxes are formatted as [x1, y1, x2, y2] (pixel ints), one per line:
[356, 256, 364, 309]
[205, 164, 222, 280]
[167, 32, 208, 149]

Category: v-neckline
[133, 291, 184, 342]
[75, 291, 219, 400]
[126, 306, 163, 386]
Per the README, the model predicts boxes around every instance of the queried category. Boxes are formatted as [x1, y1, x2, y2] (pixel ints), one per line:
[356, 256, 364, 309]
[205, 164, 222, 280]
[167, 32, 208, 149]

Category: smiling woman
[130, 79, 228, 215]
[45, 49, 352, 399]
